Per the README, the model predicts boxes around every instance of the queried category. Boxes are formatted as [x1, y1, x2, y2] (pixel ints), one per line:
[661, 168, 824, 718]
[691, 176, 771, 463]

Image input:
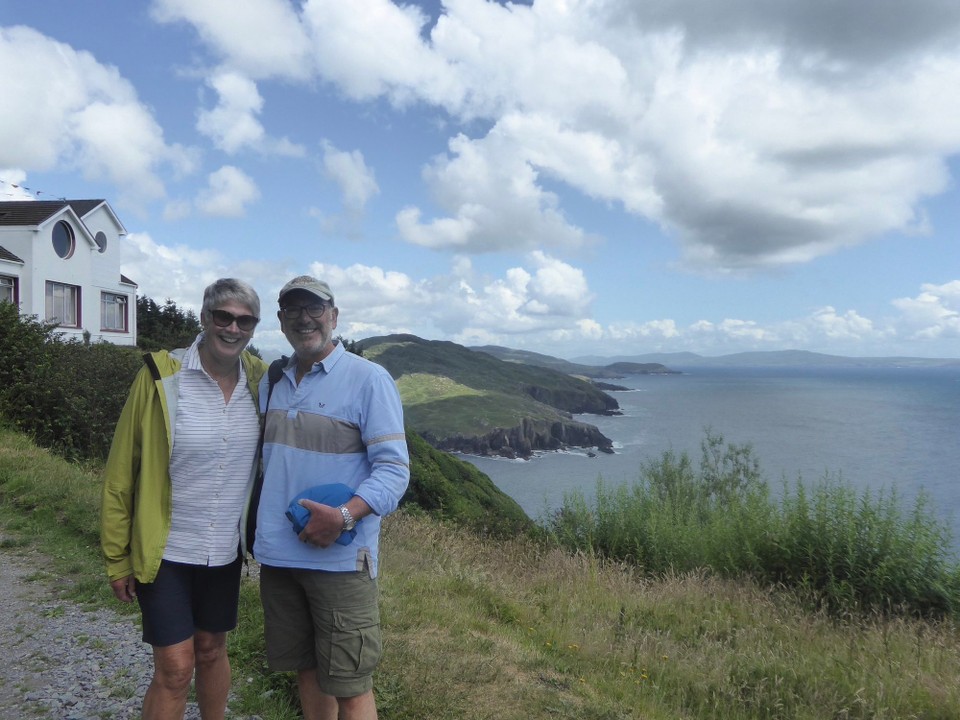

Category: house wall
[0, 226, 33, 314]
[0, 205, 136, 346]
[72, 205, 138, 346]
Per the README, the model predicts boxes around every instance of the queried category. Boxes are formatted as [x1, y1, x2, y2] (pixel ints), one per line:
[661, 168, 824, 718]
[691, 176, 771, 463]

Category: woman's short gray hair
[201, 278, 261, 320]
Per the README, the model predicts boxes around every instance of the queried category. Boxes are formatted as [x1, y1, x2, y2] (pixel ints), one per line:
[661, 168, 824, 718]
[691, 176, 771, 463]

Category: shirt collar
[289, 339, 345, 376]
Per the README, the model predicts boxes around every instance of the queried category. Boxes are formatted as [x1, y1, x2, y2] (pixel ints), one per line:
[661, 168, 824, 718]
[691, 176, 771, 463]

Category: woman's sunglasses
[211, 309, 259, 331]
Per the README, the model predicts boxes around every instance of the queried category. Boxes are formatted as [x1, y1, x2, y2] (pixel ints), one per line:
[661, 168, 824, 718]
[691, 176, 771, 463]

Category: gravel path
[0, 539, 259, 719]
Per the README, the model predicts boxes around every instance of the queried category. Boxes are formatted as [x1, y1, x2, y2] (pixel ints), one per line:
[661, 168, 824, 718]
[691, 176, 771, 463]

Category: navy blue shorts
[136, 558, 242, 647]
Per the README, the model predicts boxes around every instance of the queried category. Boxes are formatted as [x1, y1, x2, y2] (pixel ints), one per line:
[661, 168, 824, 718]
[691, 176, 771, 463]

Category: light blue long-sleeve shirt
[254, 341, 410, 577]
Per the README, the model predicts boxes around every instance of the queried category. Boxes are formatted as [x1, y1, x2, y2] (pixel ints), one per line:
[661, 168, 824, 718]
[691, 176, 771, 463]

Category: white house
[0, 199, 137, 346]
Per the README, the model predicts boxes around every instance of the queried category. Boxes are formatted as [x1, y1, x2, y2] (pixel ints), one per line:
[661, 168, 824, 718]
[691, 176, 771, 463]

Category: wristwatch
[338, 504, 357, 532]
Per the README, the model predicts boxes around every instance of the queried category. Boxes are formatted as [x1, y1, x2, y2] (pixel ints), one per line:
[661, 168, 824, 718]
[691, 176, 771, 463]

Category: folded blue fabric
[285, 482, 360, 546]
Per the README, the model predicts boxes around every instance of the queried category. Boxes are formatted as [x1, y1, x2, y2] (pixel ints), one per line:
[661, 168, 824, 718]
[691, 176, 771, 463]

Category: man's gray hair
[201, 278, 261, 319]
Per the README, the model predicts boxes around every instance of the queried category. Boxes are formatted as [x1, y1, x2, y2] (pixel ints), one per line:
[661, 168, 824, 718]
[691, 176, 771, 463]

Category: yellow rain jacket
[100, 348, 267, 583]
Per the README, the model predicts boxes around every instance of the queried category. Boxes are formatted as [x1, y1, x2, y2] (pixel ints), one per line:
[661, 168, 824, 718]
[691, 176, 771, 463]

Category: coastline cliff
[357, 334, 622, 458]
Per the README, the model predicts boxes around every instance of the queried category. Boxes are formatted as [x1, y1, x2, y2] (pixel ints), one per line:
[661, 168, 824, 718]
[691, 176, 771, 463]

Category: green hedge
[0, 302, 143, 461]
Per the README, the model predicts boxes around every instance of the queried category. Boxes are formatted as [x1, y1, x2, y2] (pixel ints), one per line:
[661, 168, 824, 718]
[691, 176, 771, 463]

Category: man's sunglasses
[211, 309, 259, 331]
[280, 303, 329, 320]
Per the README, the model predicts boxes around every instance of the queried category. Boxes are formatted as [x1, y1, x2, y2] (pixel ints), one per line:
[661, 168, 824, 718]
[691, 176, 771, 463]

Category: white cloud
[808, 306, 876, 340]
[0, 169, 33, 200]
[316, 0, 960, 272]
[121, 231, 229, 311]
[197, 71, 265, 153]
[139, 0, 960, 272]
[320, 141, 379, 213]
[197, 70, 305, 156]
[892, 280, 960, 341]
[150, 0, 314, 80]
[122, 225, 960, 359]
[397, 131, 589, 252]
[525, 250, 592, 314]
[0, 26, 186, 207]
[301, 0, 460, 106]
[254, 253, 598, 349]
[196, 165, 261, 216]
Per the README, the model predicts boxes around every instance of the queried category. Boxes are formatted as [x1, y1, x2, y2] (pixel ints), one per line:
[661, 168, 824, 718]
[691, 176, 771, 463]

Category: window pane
[45, 282, 79, 326]
[52, 221, 75, 258]
[0, 276, 14, 304]
[101, 292, 127, 331]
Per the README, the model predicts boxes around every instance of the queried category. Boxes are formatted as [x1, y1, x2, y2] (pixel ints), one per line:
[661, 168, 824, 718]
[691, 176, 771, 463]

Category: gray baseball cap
[277, 275, 334, 305]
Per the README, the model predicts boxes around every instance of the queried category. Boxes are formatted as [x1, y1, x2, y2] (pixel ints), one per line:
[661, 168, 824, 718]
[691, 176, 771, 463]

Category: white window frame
[101, 292, 128, 332]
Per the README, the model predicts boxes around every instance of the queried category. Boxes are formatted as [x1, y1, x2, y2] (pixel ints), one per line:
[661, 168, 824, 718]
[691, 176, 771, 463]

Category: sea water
[462, 365, 960, 552]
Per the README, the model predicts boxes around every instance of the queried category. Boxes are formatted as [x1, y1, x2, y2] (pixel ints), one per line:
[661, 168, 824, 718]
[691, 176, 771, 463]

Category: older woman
[101, 278, 267, 720]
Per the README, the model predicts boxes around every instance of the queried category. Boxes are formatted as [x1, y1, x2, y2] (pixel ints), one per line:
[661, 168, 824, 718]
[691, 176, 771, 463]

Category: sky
[2, 0, 960, 361]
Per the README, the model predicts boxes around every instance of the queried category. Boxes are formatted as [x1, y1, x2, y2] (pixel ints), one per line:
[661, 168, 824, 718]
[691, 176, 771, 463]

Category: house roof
[0, 245, 24, 263]
[66, 199, 105, 217]
[0, 199, 108, 226]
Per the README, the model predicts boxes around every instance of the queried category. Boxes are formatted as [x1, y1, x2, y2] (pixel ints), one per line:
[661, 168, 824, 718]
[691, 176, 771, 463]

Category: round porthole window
[95, 231, 108, 253]
[52, 221, 75, 259]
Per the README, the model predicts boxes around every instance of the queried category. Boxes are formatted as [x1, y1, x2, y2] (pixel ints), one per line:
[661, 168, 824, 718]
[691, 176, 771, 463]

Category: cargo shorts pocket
[329, 604, 382, 679]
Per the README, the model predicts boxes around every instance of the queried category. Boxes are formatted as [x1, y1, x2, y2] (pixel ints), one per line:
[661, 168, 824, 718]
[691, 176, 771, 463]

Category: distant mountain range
[569, 349, 960, 369]
[470, 344, 677, 377]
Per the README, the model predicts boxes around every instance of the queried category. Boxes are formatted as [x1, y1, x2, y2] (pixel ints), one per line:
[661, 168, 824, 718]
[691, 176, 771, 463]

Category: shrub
[136, 296, 201, 351]
[0, 302, 143, 461]
[548, 430, 960, 618]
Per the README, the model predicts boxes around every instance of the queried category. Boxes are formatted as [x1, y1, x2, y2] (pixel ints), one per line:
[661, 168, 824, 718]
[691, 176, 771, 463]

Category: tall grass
[548, 431, 960, 618]
[5, 425, 960, 718]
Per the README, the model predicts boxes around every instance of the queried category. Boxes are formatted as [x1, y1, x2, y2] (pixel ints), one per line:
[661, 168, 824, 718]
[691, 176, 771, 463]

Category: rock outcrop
[422, 416, 614, 460]
[518, 383, 620, 415]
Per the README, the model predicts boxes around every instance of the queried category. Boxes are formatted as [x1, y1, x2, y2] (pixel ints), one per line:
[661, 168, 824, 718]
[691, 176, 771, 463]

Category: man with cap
[254, 275, 409, 720]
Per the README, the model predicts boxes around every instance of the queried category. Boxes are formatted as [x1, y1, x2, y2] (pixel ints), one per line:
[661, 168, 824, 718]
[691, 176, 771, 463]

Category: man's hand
[110, 575, 137, 603]
[297, 498, 344, 548]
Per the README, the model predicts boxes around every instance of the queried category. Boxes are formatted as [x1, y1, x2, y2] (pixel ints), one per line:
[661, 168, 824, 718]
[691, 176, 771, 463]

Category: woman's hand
[110, 575, 137, 603]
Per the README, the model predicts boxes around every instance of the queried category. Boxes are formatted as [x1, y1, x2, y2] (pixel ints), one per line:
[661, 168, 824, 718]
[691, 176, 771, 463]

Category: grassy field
[3, 425, 960, 719]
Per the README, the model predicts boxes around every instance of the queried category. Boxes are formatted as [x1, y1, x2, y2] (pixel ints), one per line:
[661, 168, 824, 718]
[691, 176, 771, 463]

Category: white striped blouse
[164, 341, 260, 566]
